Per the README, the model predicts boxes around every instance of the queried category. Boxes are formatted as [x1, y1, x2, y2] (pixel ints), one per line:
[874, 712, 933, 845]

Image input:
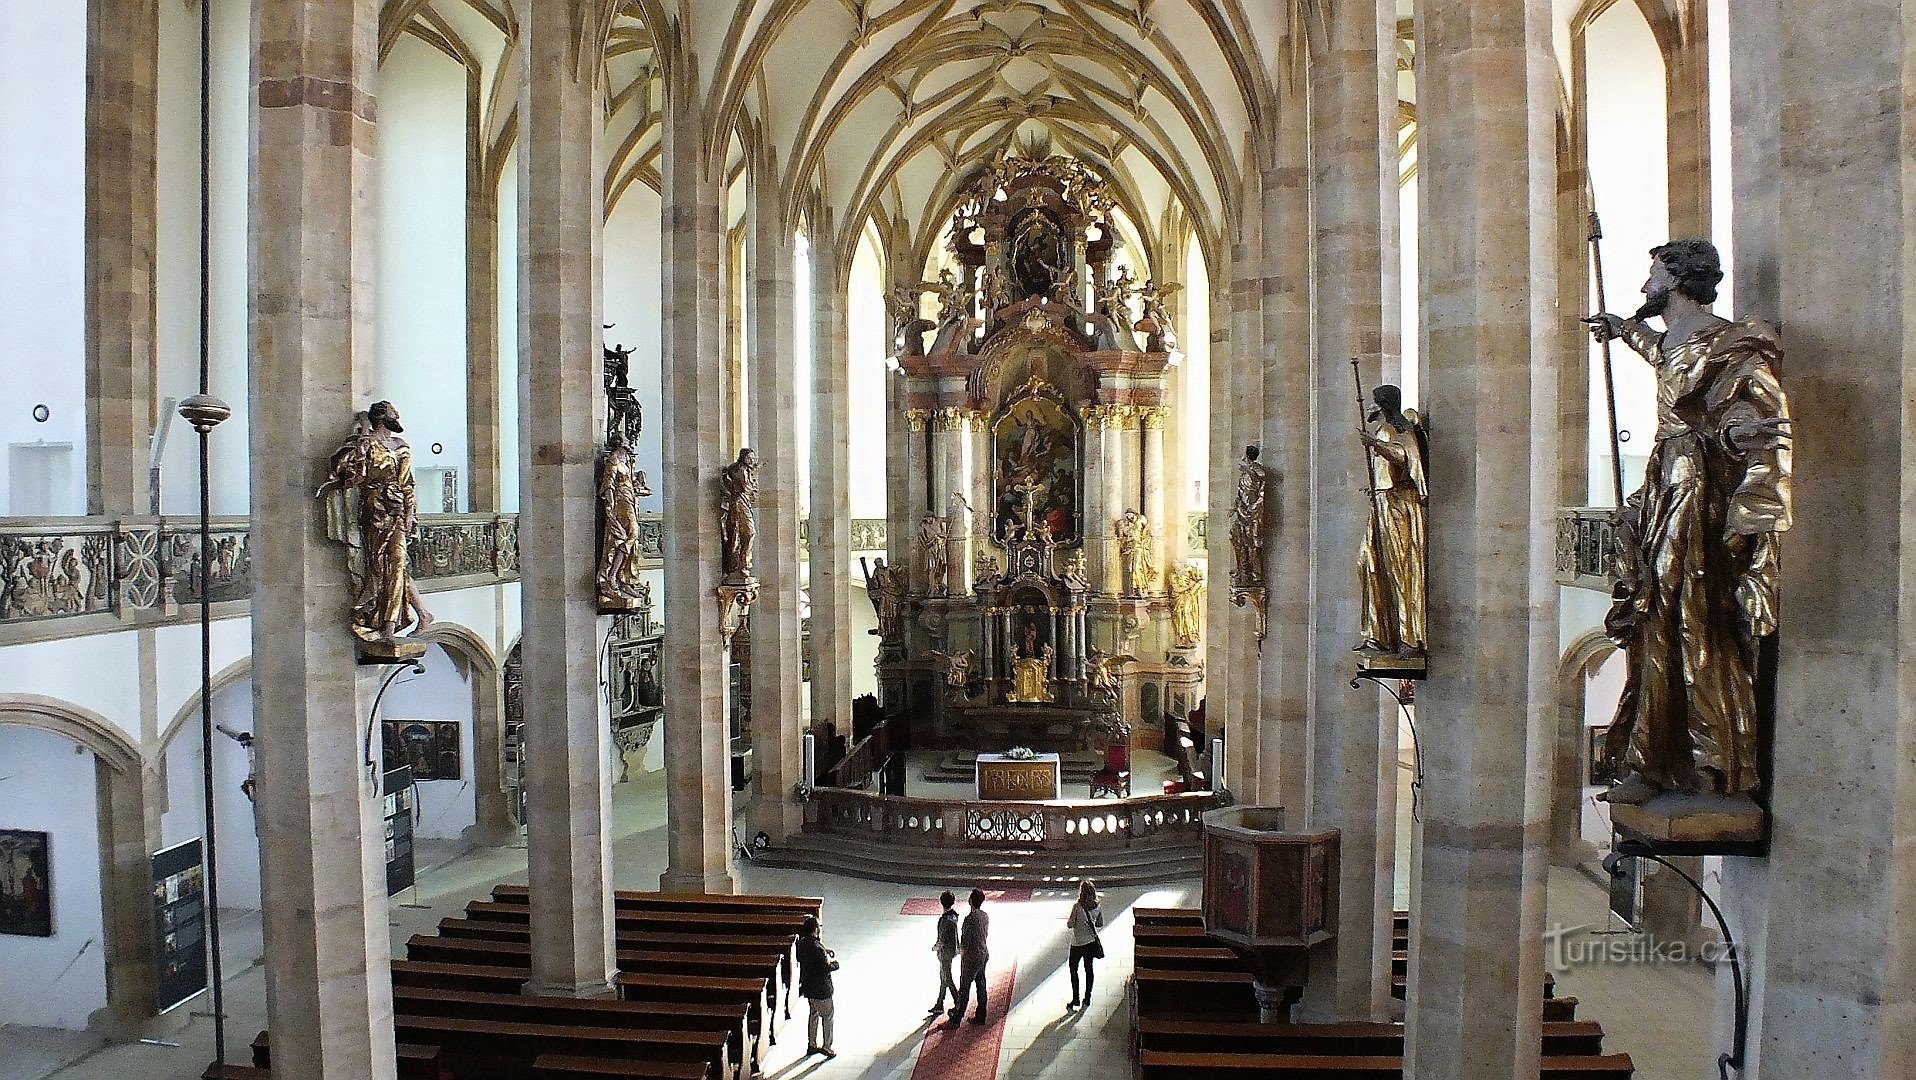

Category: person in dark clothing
[1065, 878, 1105, 1009]
[796, 914, 838, 1057]
[927, 890, 961, 1016]
[944, 888, 991, 1028]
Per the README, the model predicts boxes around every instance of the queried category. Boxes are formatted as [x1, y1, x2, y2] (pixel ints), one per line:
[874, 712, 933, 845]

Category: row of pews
[1129, 907, 1635, 1078]
[208, 884, 822, 1080]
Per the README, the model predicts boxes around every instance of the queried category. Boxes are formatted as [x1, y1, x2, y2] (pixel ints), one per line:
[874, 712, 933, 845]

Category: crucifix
[1012, 478, 1044, 540]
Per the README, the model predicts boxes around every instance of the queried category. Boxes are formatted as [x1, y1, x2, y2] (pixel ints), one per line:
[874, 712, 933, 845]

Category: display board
[150, 838, 207, 1013]
[383, 767, 416, 896]
[0, 828, 52, 937]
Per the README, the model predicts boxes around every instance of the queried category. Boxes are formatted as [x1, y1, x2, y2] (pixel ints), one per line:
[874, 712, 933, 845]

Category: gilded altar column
[1714, 4, 1916, 1076]
[516, 0, 620, 982]
[659, 71, 736, 895]
[85, 0, 158, 516]
[1081, 408, 1107, 590]
[745, 147, 802, 842]
[1141, 407, 1167, 590]
[1403, 0, 1556, 1075]
[1099, 409, 1126, 594]
[807, 222, 855, 735]
[1298, 0, 1402, 1024]
[968, 411, 992, 573]
[246, 2, 396, 1075]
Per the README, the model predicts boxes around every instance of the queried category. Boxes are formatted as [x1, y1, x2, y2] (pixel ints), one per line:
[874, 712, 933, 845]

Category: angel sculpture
[924, 649, 977, 699]
[1085, 647, 1138, 706]
[1135, 279, 1183, 352]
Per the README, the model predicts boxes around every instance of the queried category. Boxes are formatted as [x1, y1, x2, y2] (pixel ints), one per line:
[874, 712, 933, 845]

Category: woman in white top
[1065, 878, 1105, 1009]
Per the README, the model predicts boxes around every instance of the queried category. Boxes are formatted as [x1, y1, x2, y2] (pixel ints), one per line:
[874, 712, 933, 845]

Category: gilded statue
[980, 267, 1012, 313]
[1168, 563, 1204, 649]
[1008, 643, 1055, 704]
[1085, 647, 1137, 705]
[1356, 385, 1429, 657]
[318, 401, 433, 648]
[1115, 510, 1156, 594]
[718, 448, 759, 580]
[924, 649, 976, 697]
[1586, 239, 1792, 805]
[597, 432, 650, 607]
[1229, 445, 1268, 587]
[933, 268, 968, 323]
[1098, 266, 1137, 324]
[916, 512, 950, 596]
[861, 556, 905, 640]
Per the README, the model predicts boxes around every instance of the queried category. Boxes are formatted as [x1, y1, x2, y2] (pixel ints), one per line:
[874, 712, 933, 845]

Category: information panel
[150, 838, 207, 1014]
[383, 766, 416, 897]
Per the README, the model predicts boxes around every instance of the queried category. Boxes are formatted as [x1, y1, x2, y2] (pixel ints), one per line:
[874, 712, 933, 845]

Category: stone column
[1403, 0, 1557, 1075]
[746, 147, 802, 842]
[1218, 242, 1263, 797]
[464, 666, 513, 844]
[96, 757, 158, 1029]
[247, 2, 396, 1074]
[1099, 412, 1126, 593]
[85, 0, 159, 515]
[807, 221, 854, 735]
[1260, 86, 1312, 815]
[515, 0, 618, 984]
[1299, 0, 1401, 1021]
[658, 70, 735, 895]
[967, 413, 991, 572]
[1203, 306, 1237, 768]
[463, 69, 501, 513]
[1142, 407, 1167, 590]
[1716, 3, 1916, 1075]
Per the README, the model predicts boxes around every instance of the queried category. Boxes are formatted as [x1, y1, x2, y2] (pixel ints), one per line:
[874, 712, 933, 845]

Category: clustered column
[246, 1, 396, 1076]
[807, 221, 855, 734]
[516, 0, 618, 985]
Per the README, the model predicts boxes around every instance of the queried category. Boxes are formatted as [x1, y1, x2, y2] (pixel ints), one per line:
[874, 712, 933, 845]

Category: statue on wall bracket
[318, 401, 432, 662]
[1585, 238, 1791, 850]
[597, 432, 653, 611]
[716, 448, 761, 648]
[1353, 375, 1429, 682]
[1228, 445, 1268, 647]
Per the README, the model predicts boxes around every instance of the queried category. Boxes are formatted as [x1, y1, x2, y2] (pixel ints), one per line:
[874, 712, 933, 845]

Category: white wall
[373, 38, 470, 509]
[1181, 242, 1211, 512]
[154, 0, 207, 516]
[204, 0, 251, 515]
[846, 232, 888, 519]
[602, 184, 665, 485]
[0, 0, 86, 515]
[159, 677, 261, 912]
[0, 727, 106, 1029]
[378, 644, 478, 841]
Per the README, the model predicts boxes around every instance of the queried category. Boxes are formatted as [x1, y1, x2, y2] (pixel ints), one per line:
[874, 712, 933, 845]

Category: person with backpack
[927, 890, 961, 1017]
[1065, 878, 1105, 1009]
[796, 914, 838, 1058]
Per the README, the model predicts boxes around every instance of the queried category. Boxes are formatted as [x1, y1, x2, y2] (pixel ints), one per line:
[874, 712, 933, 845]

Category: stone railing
[1555, 506, 1620, 593]
[807, 787, 1221, 851]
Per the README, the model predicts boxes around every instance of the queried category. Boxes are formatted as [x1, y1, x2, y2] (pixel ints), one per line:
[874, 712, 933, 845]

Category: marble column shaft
[807, 223, 855, 733]
[1403, 1, 1557, 1076]
[746, 154, 803, 842]
[247, 2, 396, 1074]
[1099, 415, 1126, 593]
[1718, 3, 1916, 1075]
[1203, 305, 1237, 778]
[1225, 237, 1264, 798]
[659, 83, 735, 895]
[516, 0, 618, 985]
[1300, 0, 1402, 1021]
[1142, 409, 1167, 590]
[85, 0, 159, 515]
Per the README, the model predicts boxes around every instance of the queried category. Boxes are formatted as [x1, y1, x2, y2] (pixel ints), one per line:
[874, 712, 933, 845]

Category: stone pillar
[1218, 241, 1263, 798]
[1299, 0, 1401, 1020]
[1403, 0, 1557, 1075]
[463, 72, 501, 513]
[85, 0, 159, 515]
[658, 70, 735, 895]
[1142, 407, 1167, 590]
[1655, 0, 1712, 238]
[808, 225, 855, 734]
[1260, 85, 1312, 815]
[967, 413, 991, 574]
[1099, 412, 1126, 594]
[96, 758, 158, 1029]
[1717, 3, 1916, 1075]
[746, 147, 802, 842]
[1082, 410, 1107, 584]
[515, 0, 618, 984]
[464, 665, 514, 844]
[1203, 306, 1237, 764]
[247, 2, 396, 1073]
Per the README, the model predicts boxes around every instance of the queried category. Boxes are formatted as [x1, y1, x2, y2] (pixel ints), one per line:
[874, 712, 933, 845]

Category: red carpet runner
[899, 889, 1032, 916]
[910, 958, 1018, 1080]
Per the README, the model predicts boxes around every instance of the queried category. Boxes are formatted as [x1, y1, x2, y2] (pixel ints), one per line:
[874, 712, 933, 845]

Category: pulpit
[975, 752, 1062, 800]
[1201, 806, 1340, 1022]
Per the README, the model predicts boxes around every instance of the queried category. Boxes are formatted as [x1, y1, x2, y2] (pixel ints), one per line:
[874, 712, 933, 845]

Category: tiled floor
[30, 769, 1715, 1079]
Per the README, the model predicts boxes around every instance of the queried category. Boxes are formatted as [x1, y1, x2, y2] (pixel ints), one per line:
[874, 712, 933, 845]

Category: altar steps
[749, 832, 1201, 889]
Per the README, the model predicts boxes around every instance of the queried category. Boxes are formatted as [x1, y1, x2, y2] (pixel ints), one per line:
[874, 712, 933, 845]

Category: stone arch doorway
[413, 624, 513, 843]
[1555, 629, 1618, 864]
[0, 695, 156, 1030]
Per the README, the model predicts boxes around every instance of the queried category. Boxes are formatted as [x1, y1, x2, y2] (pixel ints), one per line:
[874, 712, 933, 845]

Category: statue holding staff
[1585, 238, 1792, 805]
[1354, 381, 1428, 657]
[317, 401, 433, 647]
[1228, 446, 1268, 588]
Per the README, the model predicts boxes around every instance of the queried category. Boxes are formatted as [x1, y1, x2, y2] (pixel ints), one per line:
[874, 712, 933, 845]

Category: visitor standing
[1065, 878, 1105, 1009]
[796, 914, 838, 1058]
[928, 890, 961, 1016]
[944, 888, 992, 1027]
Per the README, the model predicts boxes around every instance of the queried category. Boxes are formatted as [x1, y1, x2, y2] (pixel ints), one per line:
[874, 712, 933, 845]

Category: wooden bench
[1132, 968, 1259, 1020]
[1137, 1051, 1634, 1078]
[391, 985, 755, 1079]
[530, 1055, 706, 1079]
[1133, 944, 1246, 973]
[489, 885, 822, 918]
[391, 1013, 728, 1080]
[247, 1030, 445, 1079]
[203, 1067, 270, 1080]
[1136, 1018, 1609, 1057]
[392, 959, 530, 995]
[433, 920, 788, 1005]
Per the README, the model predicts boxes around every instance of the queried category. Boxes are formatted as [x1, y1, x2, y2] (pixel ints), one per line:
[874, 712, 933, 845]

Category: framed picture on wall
[1588, 725, 1616, 786]
[382, 720, 463, 782]
[0, 828, 53, 937]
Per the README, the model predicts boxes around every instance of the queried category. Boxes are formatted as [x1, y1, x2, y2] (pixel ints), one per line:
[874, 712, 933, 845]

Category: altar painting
[993, 393, 1080, 544]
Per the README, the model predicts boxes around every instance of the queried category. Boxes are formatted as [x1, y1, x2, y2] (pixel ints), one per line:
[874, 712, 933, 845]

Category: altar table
[975, 752, 1062, 801]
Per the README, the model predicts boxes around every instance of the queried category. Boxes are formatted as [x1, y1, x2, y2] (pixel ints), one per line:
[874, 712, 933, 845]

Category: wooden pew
[391, 985, 755, 1080]
[1137, 1051, 1634, 1078]
[203, 1067, 270, 1080]
[1136, 1018, 1610, 1058]
[1133, 944, 1245, 973]
[392, 959, 529, 995]
[531, 1055, 706, 1079]
[391, 1014, 728, 1080]
[1132, 969, 1259, 1021]
[247, 1030, 446, 1079]
[489, 884, 821, 919]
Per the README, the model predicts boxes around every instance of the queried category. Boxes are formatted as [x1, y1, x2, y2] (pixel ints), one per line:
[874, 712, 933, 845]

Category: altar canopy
[878, 155, 1204, 756]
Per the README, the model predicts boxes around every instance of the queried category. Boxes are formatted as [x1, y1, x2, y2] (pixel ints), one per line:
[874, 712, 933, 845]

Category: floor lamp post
[178, 393, 231, 1066]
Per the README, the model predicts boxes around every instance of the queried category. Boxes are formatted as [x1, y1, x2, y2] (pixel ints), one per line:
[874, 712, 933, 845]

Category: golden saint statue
[718, 448, 759, 580]
[1115, 510, 1156, 595]
[1587, 239, 1791, 804]
[597, 433, 650, 607]
[1168, 563, 1204, 649]
[318, 401, 433, 649]
[1006, 622, 1054, 704]
[1356, 385, 1428, 657]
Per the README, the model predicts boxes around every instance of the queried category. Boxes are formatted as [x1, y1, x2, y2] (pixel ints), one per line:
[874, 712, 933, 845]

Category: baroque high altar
[875, 155, 1202, 754]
